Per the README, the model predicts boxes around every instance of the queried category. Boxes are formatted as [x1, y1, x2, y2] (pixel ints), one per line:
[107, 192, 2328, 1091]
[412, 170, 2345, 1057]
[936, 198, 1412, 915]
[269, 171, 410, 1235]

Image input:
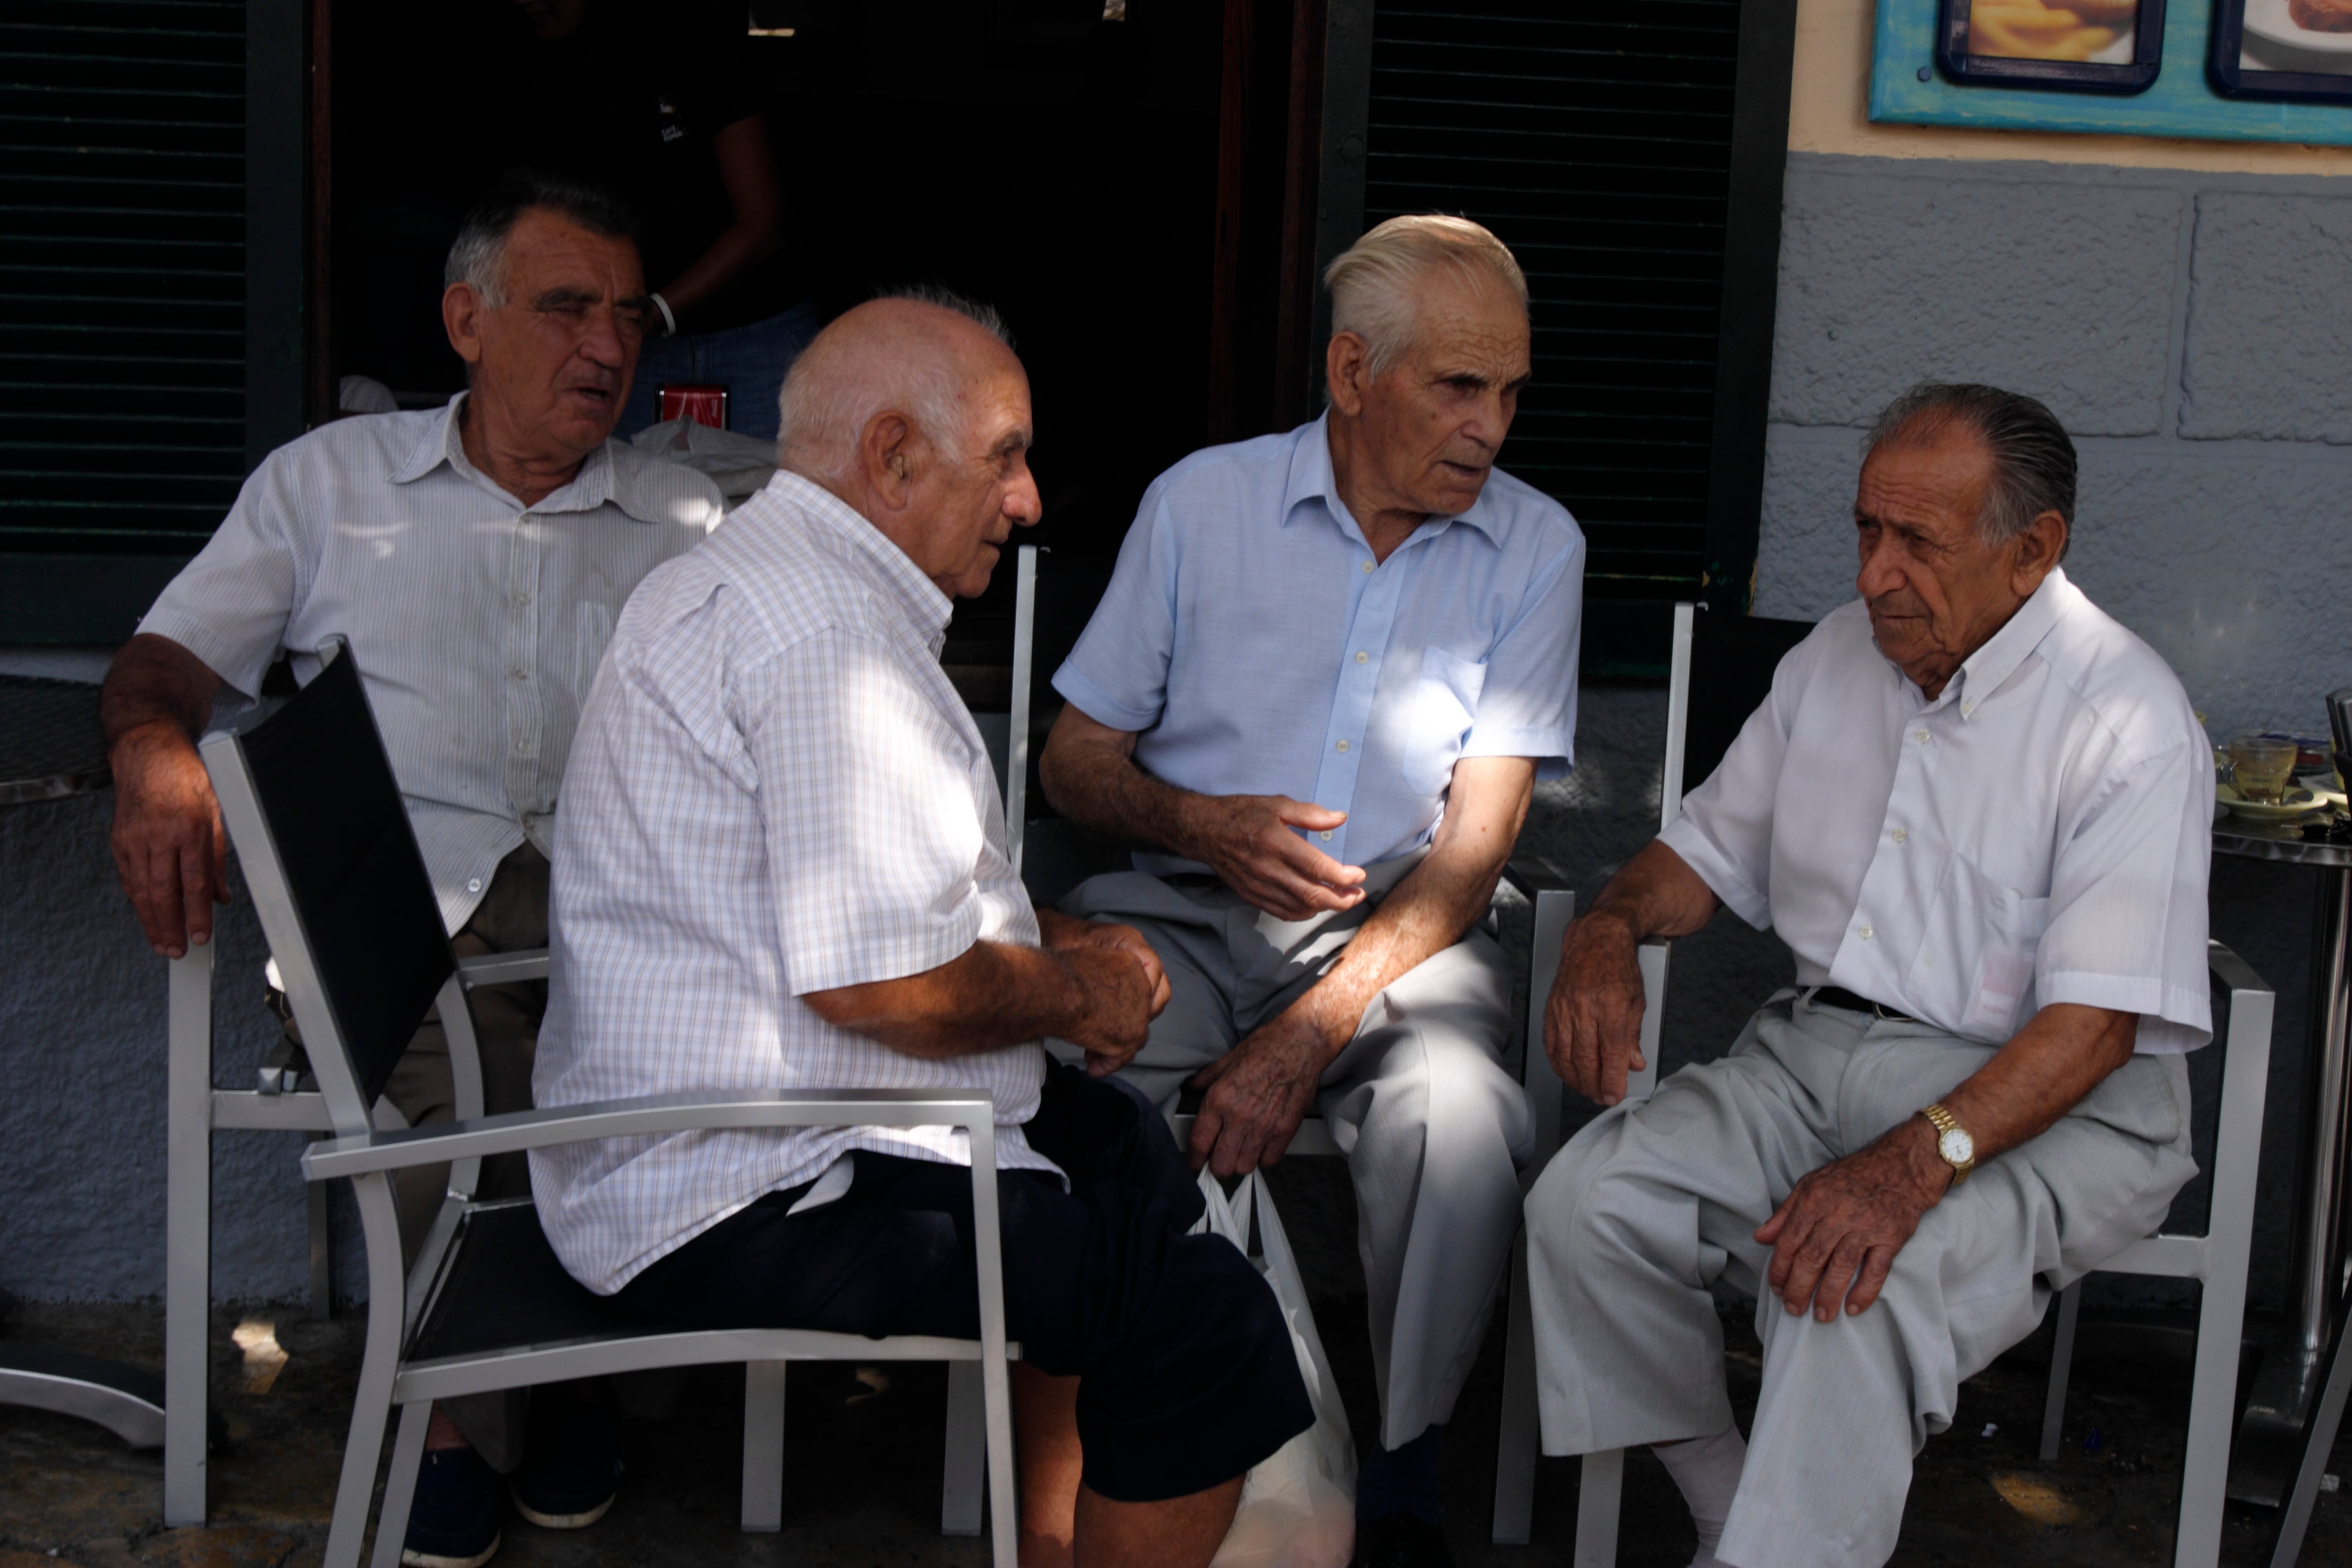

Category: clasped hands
[1545, 910, 1953, 1321]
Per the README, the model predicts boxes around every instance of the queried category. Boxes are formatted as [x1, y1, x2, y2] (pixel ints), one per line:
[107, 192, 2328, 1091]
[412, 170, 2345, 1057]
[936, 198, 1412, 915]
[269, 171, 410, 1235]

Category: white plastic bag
[1196, 1170, 1357, 1568]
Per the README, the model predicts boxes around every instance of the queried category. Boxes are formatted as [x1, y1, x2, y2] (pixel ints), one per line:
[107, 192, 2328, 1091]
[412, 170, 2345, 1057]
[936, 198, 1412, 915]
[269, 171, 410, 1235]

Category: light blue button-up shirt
[1053, 414, 1585, 874]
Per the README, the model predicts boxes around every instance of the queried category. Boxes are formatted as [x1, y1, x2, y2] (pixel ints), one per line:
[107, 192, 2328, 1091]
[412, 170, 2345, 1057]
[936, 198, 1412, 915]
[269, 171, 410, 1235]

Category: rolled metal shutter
[0, 1, 246, 564]
[1363, 0, 1739, 605]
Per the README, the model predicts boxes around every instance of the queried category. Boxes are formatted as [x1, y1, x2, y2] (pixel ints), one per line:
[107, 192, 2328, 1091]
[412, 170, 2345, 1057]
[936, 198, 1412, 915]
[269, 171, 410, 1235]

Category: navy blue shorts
[616, 1063, 1313, 1502]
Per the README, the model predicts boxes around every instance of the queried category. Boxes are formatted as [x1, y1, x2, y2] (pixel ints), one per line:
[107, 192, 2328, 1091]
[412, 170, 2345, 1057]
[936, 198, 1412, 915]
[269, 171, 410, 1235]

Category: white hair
[1323, 214, 1529, 379]
[775, 287, 1013, 483]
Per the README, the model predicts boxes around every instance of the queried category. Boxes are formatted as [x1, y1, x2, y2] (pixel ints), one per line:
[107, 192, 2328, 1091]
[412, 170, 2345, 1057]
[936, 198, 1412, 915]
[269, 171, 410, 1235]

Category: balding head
[776, 289, 1040, 599]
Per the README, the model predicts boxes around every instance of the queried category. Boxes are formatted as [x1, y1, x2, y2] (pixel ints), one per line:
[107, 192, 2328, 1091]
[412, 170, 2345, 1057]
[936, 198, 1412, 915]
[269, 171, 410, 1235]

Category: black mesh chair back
[1684, 611, 1816, 796]
[229, 642, 454, 1111]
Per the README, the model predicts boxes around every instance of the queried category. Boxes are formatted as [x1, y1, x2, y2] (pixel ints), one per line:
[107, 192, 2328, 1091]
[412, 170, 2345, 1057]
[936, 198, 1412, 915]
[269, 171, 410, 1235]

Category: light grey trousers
[1526, 992, 2197, 1568]
[1054, 858, 1535, 1449]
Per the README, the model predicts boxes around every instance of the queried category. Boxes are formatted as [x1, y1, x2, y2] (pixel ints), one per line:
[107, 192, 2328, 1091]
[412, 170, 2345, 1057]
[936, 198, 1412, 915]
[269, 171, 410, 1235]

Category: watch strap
[1919, 1102, 1975, 1183]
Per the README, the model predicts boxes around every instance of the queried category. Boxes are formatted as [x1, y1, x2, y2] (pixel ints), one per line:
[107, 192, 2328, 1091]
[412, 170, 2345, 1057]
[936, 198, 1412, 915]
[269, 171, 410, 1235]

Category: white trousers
[1526, 992, 2196, 1568]
[1055, 860, 1535, 1449]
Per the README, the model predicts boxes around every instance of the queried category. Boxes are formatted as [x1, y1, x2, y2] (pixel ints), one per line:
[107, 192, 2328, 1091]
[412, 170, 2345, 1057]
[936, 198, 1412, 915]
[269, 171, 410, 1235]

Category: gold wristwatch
[1919, 1103, 1976, 1185]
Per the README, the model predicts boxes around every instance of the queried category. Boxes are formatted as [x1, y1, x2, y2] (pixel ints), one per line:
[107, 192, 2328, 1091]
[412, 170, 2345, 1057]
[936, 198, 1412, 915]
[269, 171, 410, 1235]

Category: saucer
[2218, 783, 2331, 823]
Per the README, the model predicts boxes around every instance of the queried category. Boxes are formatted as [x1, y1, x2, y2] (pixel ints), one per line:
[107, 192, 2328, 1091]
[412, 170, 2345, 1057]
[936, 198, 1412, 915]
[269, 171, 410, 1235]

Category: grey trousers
[1526, 991, 2197, 1568]
[1054, 858, 1535, 1449]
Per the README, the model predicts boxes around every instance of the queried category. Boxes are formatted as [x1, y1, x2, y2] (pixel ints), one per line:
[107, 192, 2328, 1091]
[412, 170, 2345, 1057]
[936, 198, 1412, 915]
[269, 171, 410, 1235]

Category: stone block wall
[1757, 153, 2352, 744]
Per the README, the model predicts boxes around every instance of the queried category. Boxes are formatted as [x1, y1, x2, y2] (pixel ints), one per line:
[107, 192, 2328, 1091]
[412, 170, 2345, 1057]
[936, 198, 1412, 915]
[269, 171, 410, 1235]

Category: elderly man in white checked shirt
[1527, 384, 2212, 1568]
[533, 290, 1314, 1568]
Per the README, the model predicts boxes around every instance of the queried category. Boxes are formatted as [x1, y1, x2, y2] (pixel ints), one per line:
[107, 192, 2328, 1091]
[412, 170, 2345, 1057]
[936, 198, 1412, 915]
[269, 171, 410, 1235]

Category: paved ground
[5, 1160, 2350, 1567]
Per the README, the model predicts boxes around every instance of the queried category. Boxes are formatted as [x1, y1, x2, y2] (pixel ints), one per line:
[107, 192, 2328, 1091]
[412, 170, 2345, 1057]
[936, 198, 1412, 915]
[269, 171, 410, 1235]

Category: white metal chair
[1560, 604, 2275, 1568]
[195, 639, 1020, 1568]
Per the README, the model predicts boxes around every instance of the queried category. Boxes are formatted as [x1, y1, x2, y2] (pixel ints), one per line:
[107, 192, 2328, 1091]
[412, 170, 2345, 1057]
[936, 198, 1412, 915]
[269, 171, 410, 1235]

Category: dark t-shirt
[495, 0, 803, 332]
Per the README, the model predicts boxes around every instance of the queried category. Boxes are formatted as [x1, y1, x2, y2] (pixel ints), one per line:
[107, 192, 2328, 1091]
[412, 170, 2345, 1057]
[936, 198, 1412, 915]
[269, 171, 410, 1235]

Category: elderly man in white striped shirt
[534, 291, 1313, 1568]
[100, 172, 723, 1565]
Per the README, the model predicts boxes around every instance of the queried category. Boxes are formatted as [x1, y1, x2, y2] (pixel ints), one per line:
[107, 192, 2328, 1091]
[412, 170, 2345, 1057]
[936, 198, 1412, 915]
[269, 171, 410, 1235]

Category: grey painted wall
[1756, 152, 2352, 745]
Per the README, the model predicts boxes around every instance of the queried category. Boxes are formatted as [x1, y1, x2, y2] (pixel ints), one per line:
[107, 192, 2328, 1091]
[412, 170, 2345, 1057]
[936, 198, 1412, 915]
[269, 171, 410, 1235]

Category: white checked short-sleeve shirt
[137, 395, 725, 931]
[530, 470, 1060, 1296]
[1661, 568, 2214, 1053]
[1053, 413, 1585, 874]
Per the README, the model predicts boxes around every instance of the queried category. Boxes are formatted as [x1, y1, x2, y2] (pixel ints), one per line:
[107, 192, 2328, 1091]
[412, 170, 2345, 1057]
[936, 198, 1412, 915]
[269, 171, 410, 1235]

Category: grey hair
[443, 171, 639, 308]
[775, 286, 1015, 483]
[1323, 214, 1529, 380]
[1864, 381, 2077, 557]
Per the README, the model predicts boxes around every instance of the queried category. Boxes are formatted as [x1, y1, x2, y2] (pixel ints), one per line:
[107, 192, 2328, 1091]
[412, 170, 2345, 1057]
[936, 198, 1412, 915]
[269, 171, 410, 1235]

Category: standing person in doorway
[500, 0, 815, 442]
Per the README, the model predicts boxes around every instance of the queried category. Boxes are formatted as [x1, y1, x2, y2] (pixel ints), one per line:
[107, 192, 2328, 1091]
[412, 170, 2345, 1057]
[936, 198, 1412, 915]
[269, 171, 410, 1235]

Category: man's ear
[858, 411, 917, 513]
[1325, 332, 1369, 419]
[2010, 508, 2068, 593]
[442, 283, 486, 368]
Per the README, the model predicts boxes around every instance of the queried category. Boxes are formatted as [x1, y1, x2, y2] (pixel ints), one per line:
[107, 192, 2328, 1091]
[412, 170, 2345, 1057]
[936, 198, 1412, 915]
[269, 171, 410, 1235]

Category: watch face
[1939, 1127, 1975, 1166]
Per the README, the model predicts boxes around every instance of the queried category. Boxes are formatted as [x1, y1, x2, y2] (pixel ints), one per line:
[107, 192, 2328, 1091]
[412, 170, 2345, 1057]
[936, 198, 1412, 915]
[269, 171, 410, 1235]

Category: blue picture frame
[1937, 0, 2167, 92]
[1872, 0, 2352, 139]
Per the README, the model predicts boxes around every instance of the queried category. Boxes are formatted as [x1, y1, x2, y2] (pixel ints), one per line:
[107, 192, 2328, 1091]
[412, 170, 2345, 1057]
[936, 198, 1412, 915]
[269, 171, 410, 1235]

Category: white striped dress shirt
[530, 470, 1058, 1296]
[140, 395, 725, 931]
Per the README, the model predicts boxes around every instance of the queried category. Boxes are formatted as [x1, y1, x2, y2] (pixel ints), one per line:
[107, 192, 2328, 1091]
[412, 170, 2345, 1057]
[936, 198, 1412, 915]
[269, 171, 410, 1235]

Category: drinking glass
[2229, 734, 2299, 804]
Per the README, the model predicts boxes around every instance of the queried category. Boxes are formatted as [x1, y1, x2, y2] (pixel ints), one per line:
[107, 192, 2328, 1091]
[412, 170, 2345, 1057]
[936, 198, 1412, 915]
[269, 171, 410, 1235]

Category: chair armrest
[457, 948, 548, 987]
[1500, 856, 1572, 902]
[302, 1086, 997, 1180]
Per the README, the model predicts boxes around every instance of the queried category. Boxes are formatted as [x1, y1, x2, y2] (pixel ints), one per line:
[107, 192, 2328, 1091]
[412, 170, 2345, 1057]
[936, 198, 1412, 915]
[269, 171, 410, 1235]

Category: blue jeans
[619, 299, 820, 444]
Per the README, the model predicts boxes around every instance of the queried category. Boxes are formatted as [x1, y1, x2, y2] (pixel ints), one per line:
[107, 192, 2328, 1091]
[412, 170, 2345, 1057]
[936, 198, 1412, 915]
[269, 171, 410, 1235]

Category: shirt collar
[1947, 566, 2074, 718]
[1277, 411, 1508, 547]
[389, 391, 641, 519]
[766, 469, 956, 650]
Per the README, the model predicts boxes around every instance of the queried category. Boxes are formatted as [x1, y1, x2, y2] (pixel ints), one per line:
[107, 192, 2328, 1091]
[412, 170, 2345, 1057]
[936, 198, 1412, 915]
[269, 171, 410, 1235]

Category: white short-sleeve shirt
[1052, 413, 1586, 874]
[1661, 568, 2214, 1052]
[136, 395, 725, 931]
[530, 470, 1059, 1296]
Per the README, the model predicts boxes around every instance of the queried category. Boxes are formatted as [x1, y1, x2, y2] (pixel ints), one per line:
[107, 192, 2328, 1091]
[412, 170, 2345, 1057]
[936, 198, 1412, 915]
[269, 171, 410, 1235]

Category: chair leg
[741, 1361, 786, 1532]
[1573, 1449, 1624, 1568]
[983, 1354, 1020, 1568]
[2038, 1281, 2082, 1463]
[941, 1358, 987, 1537]
[308, 1152, 334, 1322]
[324, 1174, 412, 1568]
[164, 945, 213, 1527]
[1492, 1225, 1540, 1544]
[367, 1403, 431, 1568]
[2177, 1273, 2249, 1568]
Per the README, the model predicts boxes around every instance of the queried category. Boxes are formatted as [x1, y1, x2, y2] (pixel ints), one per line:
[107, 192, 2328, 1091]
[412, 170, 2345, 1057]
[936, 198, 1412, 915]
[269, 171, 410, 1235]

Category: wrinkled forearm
[1935, 1002, 2138, 1165]
[804, 939, 1090, 1059]
[1581, 839, 1721, 947]
[101, 634, 221, 750]
[1039, 724, 1203, 860]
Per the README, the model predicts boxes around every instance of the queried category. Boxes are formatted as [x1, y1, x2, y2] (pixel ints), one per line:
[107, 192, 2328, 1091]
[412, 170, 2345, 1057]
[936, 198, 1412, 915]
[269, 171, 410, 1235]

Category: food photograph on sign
[1967, 0, 2141, 60]
[2238, 0, 2352, 75]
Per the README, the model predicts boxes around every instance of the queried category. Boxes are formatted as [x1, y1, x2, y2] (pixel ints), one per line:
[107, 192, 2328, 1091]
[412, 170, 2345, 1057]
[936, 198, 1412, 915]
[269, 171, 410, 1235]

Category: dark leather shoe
[1355, 1512, 1454, 1568]
[401, 1446, 502, 1568]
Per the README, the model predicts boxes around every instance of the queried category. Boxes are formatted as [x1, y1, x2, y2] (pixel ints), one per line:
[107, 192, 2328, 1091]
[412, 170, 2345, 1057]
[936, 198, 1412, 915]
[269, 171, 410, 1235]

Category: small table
[0, 676, 175, 1449]
[2214, 816, 2352, 1528]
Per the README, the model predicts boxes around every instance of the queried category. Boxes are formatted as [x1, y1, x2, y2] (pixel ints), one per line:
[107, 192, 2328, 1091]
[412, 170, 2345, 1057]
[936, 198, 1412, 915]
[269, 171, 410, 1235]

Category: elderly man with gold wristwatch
[1524, 382, 2214, 1568]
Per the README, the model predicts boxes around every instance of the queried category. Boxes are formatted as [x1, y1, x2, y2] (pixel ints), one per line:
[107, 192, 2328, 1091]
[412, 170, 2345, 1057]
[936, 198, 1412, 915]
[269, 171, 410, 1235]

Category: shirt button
[1962, 700, 1974, 716]
[1915, 728, 1931, 744]
[1361, 560, 1375, 573]
[1355, 651, 1369, 665]
[1859, 923, 1875, 940]
[1335, 739, 1350, 753]
[467, 877, 484, 894]
[515, 592, 532, 606]
[1319, 830, 1333, 842]
[1892, 827, 1907, 845]
[510, 669, 529, 682]
[513, 738, 530, 754]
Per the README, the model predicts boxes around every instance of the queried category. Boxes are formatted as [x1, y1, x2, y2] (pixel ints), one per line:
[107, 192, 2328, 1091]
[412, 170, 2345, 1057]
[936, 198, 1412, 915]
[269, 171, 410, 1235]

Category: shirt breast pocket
[1907, 852, 2052, 1041]
[1402, 648, 1488, 796]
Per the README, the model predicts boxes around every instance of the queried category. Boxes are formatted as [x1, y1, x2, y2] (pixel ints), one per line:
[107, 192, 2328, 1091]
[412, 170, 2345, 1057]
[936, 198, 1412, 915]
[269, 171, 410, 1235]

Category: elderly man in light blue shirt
[1040, 215, 1584, 1566]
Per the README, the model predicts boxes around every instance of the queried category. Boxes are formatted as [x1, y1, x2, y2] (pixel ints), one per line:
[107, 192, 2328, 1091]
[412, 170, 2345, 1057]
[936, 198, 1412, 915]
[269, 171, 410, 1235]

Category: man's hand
[1056, 946, 1165, 1077]
[1187, 1007, 1333, 1175]
[1180, 793, 1367, 921]
[1754, 1120, 1950, 1321]
[109, 721, 229, 959]
[1039, 913, 1172, 1076]
[1544, 910, 1649, 1106]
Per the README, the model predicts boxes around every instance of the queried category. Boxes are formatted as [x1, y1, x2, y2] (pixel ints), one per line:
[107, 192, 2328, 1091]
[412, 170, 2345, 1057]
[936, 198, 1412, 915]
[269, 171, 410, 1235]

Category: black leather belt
[1810, 986, 1915, 1023]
